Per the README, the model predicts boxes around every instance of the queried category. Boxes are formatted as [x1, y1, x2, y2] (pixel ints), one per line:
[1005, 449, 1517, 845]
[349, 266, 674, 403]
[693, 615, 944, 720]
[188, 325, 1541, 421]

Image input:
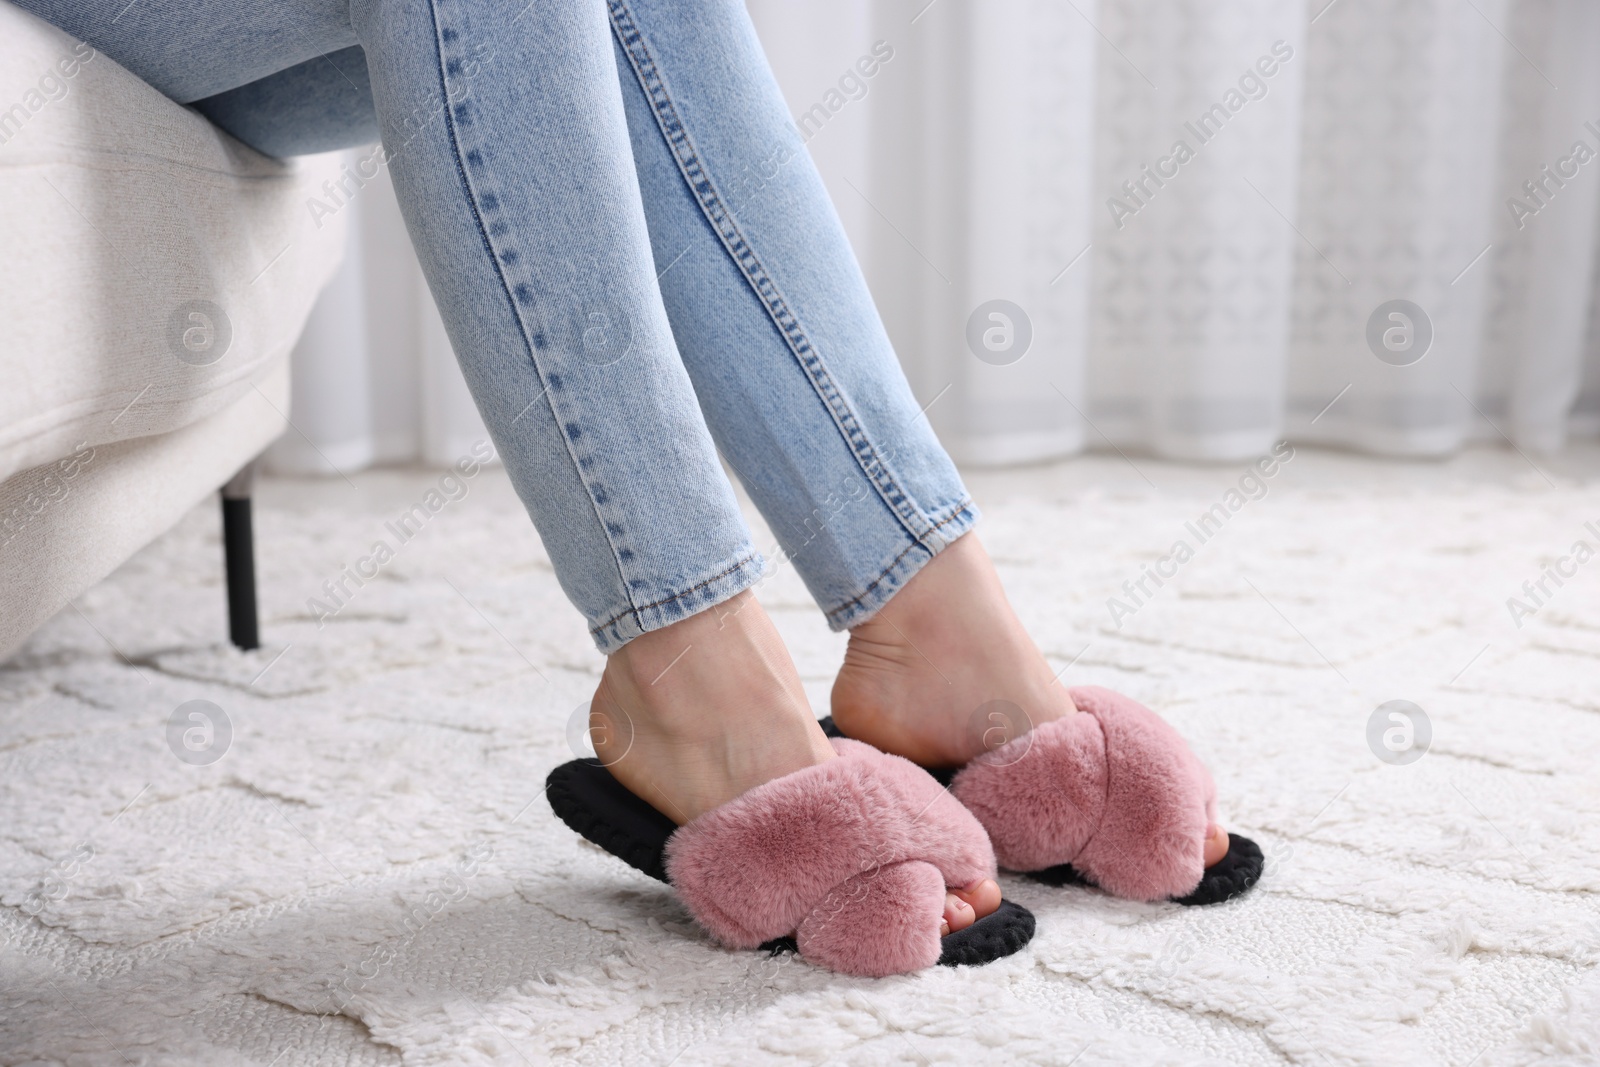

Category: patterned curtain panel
[750, 0, 1600, 463]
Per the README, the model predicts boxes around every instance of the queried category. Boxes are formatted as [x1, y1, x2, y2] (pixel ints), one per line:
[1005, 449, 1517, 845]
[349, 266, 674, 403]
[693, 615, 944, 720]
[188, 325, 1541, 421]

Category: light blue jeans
[23, 0, 977, 651]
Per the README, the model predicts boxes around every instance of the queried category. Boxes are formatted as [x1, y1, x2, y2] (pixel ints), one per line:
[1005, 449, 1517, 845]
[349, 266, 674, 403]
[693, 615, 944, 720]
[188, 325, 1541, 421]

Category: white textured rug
[3, 445, 1599, 1067]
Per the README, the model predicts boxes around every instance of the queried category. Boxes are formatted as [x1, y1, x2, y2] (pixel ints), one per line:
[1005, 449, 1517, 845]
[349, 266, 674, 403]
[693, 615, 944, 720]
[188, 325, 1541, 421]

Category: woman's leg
[189, 46, 379, 158]
[334, 5, 899, 898]
[351, 0, 772, 653]
[610, 0, 977, 629]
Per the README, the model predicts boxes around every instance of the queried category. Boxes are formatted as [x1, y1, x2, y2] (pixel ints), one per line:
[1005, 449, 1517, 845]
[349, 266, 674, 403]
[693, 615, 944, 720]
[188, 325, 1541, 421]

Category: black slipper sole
[545, 757, 1036, 966]
[817, 716, 1264, 907]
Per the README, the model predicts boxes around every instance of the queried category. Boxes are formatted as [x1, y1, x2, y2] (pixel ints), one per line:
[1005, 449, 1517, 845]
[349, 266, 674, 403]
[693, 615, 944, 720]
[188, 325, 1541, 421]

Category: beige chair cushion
[1, 0, 351, 659]
[0, 356, 292, 661]
[0, 0, 347, 484]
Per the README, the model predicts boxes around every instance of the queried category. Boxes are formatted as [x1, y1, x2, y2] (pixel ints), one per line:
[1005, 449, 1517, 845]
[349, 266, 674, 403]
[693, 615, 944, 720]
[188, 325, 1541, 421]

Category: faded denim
[20, 0, 977, 651]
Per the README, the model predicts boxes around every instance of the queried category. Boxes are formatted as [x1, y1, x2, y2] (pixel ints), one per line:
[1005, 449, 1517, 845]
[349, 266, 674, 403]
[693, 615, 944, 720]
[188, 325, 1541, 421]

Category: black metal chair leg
[221, 461, 260, 651]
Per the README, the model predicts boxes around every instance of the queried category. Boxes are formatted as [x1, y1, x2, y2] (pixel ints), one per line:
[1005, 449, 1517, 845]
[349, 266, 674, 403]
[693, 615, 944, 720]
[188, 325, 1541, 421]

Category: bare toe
[940, 892, 975, 936]
[940, 875, 1004, 935]
[1203, 823, 1229, 868]
[950, 877, 1002, 920]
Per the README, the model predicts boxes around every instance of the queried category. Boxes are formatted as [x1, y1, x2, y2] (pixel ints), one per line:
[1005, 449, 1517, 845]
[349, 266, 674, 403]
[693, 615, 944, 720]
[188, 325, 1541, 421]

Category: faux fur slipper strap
[544, 748, 1030, 979]
[666, 738, 997, 976]
[950, 686, 1258, 904]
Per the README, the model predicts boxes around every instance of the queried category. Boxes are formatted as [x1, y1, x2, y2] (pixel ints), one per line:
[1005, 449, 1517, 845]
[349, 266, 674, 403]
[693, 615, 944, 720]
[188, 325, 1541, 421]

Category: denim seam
[821, 499, 976, 626]
[606, 0, 937, 555]
[588, 549, 762, 637]
[423, 0, 644, 634]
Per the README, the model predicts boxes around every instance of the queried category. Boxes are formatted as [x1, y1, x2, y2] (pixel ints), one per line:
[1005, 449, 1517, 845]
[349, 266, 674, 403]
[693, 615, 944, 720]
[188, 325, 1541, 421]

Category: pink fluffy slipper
[546, 737, 1037, 977]
[667, 738, 992, 975]
[949, 686, 1261, 904]
[822, 687, 1263, 905]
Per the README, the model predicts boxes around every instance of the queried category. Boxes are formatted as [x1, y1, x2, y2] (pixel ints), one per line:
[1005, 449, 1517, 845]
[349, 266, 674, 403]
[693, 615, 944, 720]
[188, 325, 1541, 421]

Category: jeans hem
[589, 548, 767, 653]
[822, 499, 980, 632]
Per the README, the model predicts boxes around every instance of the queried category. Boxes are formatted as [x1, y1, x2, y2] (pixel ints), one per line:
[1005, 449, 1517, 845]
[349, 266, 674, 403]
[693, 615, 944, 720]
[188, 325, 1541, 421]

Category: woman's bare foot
[592, 589, 1000, 933]
[831, 534, 1229, 869]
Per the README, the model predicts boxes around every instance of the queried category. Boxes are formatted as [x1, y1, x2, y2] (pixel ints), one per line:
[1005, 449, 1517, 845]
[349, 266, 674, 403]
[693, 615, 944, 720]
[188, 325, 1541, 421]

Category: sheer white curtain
[264, 165, 488, 475]
[269, 0, 1600, 476]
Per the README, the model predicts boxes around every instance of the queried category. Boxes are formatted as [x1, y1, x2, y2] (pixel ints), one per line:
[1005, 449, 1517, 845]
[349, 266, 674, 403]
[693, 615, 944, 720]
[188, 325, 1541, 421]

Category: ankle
[830, 533, 1076, 766]
[592, 592, 834, 823]
[603, 592, 812, 722]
